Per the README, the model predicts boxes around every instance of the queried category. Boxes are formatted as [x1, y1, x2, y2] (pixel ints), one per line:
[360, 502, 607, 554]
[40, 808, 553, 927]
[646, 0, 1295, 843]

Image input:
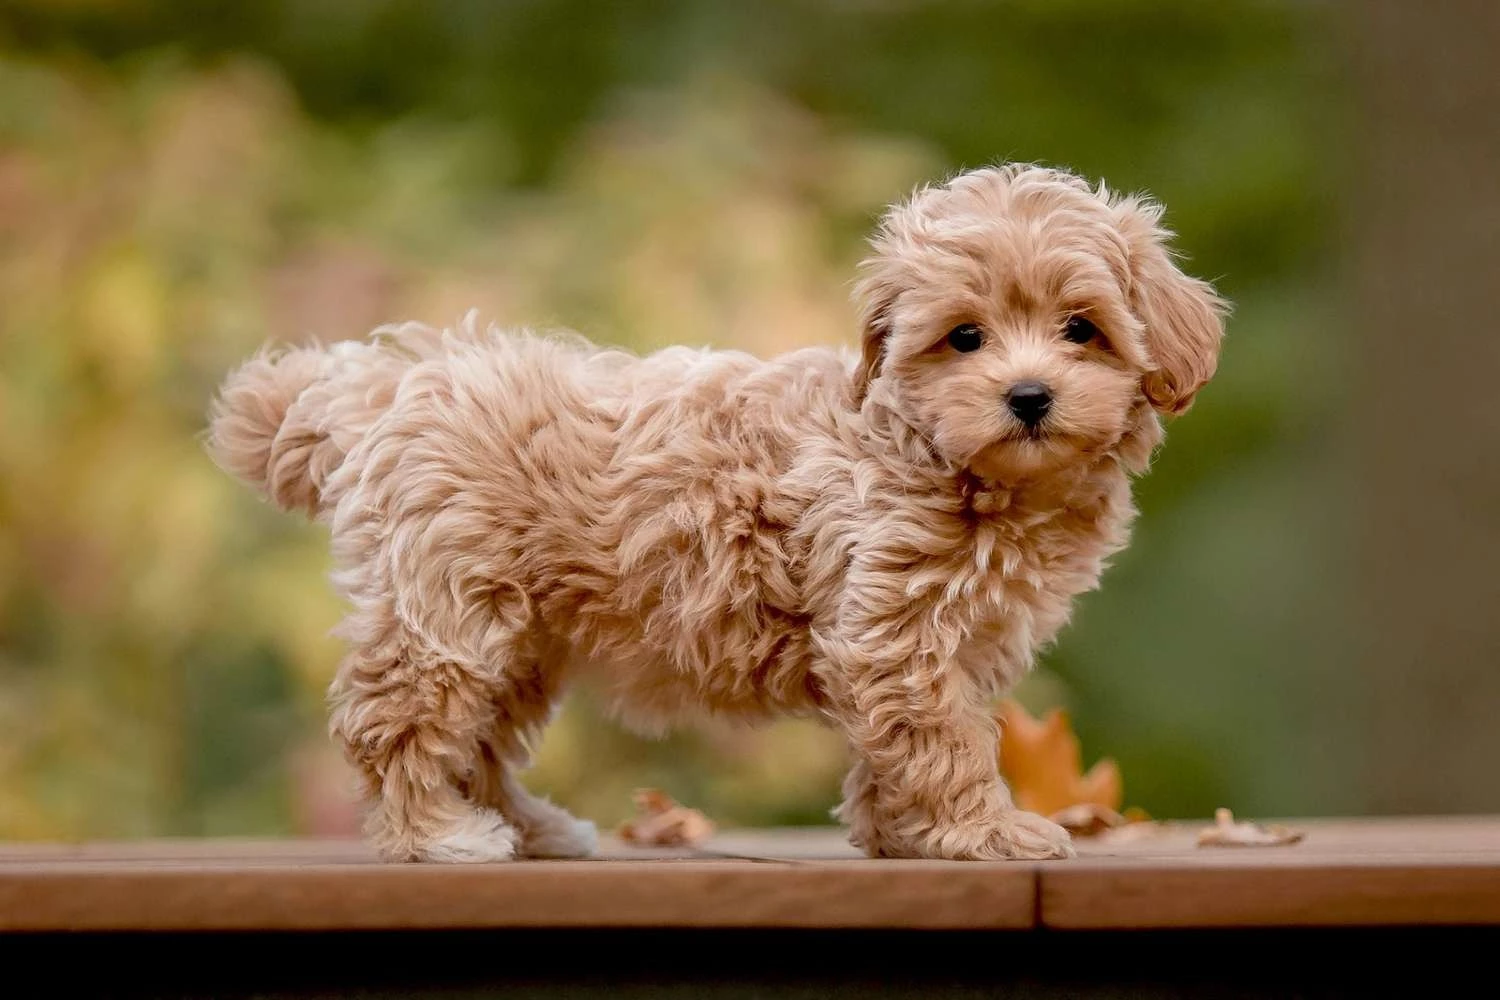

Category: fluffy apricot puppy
[209, 164, 1226, 862]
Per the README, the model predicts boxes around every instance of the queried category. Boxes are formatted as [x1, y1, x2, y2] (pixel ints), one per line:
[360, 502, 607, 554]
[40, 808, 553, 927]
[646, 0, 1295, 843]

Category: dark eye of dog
[947, 324, 984, 353]
[1063, 316, 1098, 344]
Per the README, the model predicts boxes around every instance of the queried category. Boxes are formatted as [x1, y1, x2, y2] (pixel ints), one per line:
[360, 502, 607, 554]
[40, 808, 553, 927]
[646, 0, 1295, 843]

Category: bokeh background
[5, 0, 1484, 841]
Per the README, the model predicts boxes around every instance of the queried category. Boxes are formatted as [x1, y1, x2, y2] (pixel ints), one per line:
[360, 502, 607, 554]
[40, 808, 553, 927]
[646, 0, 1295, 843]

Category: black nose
[1006, 381, 1053, 426]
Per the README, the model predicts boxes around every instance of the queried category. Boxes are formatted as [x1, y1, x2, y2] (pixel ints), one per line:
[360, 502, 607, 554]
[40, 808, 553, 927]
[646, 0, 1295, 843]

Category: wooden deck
[3, 817, 1498, 932]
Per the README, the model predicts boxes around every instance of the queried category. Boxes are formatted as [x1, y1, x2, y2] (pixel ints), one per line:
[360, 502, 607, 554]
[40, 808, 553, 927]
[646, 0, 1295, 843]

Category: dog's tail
[207, 337, 418, 517]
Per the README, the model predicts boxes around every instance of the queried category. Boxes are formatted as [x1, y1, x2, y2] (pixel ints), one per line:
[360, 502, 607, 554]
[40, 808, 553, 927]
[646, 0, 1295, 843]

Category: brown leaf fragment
[1196, 807, 1305, 848]
[1050, 802, 1159, 838]
[1050, 802, 1128, 836]
[617, 788, 716, 847]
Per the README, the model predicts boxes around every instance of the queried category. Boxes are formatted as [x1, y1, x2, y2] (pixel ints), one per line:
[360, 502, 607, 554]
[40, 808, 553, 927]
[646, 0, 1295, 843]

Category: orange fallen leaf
[617, 788, 715, 847]
[1197, 807, 1304, 848]
[997, 698, 1123, 817]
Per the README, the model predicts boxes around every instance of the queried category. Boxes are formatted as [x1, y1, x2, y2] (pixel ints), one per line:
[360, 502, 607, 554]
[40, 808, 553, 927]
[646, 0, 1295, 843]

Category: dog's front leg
[834, 696, 1073, 861]
[819, 613, 1073, 861]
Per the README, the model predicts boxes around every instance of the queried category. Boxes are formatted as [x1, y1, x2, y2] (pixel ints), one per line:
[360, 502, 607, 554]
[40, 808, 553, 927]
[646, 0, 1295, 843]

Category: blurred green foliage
[0, 0, 1348, 838]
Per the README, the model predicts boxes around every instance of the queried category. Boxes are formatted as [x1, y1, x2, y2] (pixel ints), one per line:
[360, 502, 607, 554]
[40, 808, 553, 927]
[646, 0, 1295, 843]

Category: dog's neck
[959, 466, 1108, 518]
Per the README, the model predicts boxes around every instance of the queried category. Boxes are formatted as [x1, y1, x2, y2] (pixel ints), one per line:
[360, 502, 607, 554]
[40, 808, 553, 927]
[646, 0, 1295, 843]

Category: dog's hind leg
[464, 650, 597, 859]
[330, 611, 533, 863]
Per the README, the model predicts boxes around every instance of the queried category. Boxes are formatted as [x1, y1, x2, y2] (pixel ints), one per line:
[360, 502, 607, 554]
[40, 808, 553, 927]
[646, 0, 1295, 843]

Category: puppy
[209, 164, 1225, 862]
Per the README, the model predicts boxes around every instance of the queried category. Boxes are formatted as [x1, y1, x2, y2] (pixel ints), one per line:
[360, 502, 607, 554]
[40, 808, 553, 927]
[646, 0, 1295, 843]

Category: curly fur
[208, 164, 1226, 862]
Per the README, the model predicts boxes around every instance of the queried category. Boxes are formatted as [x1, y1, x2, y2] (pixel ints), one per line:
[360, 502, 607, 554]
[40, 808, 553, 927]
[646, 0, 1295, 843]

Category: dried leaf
[1050, 802, 1157, 838]
[997, 698, 1123, 816]
[1197, 807, 1305, 848]
[1050, 802, 1128, 836]
[617, 788, 715, 847]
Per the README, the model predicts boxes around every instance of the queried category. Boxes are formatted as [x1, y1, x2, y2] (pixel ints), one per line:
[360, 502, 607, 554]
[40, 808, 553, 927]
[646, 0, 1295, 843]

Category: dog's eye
[1063, 316, 1099, 344]
[947, 324, 984, 353]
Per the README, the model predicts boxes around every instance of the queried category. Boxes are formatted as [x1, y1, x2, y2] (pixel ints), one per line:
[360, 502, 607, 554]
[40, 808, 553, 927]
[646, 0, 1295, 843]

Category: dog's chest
[953, 481, 1135, 682]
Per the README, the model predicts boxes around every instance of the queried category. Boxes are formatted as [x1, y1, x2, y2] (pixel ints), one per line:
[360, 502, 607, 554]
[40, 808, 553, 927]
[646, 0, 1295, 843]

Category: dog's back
[210, 320, 856, 715]
[208, 317, 624, 518]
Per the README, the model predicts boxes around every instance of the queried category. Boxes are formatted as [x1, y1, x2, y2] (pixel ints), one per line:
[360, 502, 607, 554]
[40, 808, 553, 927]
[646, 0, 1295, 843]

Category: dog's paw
[988, 809, 1076, 860]
[933, 810, 1076, 862]
[520, 814, 599, 859]
[419, 808, 520, 863]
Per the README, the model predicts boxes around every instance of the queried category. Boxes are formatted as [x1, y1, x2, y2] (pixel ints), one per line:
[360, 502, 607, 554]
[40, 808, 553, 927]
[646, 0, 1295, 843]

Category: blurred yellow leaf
[77, 245, 167, 391]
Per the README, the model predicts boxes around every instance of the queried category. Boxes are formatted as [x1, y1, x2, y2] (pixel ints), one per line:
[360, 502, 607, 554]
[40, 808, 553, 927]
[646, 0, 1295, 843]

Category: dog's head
[852, 165, 1227, 483]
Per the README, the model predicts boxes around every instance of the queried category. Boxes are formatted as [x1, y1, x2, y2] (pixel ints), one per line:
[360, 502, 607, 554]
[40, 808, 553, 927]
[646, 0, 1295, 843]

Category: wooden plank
[0, 856, 1033, 932]
[1046, 817, 1500, 928]
[3, 819, 1498, 932]
[0, 838, 376, 865]
[0, 829, 1034, 932]
[1071, 816, 1500, 864]
[1044, 864, 1500, 929]
[0, 828, 865, 865]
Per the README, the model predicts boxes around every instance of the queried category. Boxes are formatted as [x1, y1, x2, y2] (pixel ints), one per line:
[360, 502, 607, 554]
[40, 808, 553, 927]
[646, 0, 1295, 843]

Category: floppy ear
[850, 261, 902, 407]
[1116, 197, 1229, 415]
